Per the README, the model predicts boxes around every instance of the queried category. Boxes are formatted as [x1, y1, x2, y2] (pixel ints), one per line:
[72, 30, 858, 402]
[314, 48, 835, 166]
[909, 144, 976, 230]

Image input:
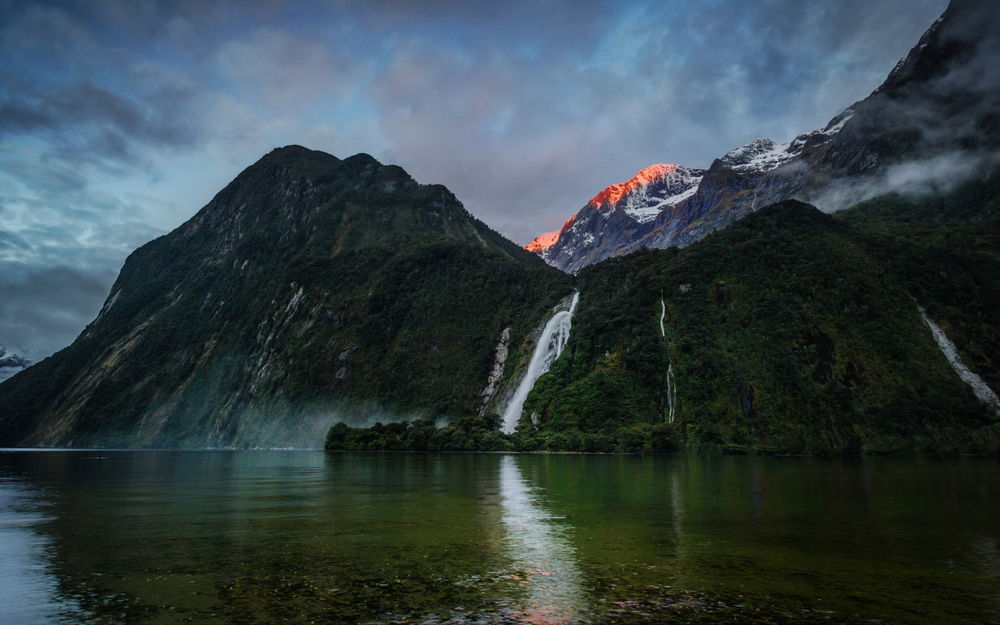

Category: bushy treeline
[324, 414, 679, 454]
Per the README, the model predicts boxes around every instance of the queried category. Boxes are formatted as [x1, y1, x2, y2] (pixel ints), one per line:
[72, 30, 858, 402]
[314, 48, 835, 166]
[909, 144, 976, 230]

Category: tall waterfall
[918, 305, 1000, 416]
[501, 292, 580, 434]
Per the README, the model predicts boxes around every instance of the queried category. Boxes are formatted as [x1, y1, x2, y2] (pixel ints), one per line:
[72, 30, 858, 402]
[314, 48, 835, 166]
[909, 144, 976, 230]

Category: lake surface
[1, 451, 998, 624]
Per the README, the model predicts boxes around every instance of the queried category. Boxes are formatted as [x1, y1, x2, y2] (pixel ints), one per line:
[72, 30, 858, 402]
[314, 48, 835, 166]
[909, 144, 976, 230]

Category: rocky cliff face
[530, 164, 704, 273]
[529, 0, 1000, 272]
[0, 146, 572, 448]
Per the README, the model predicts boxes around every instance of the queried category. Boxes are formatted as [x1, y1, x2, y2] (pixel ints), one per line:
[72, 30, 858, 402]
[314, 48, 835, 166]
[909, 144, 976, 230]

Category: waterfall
[661, 297, 677, 423]
[501, 292, 580, 434]
[659, 294, 666, 337]
[666, 363, 677, 423]
[918, 305, 1000, 416]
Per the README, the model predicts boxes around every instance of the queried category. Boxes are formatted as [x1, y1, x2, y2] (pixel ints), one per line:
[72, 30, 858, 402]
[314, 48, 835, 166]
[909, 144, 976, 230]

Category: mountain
[530, 0, 1000, 273]
[3, 0, 997, 454]
[516, 195, 1000, 454]
[322, 0, 1000, 455]
[326, 181, 1000, 454]
[527, 164, 704, 272]
[0, 345, 30, 382]
[0, 146, 572, 448]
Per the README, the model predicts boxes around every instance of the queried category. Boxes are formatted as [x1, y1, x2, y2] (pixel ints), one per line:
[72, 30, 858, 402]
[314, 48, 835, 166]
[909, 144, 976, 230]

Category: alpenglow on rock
[526, 0, 1000, 273]
[527, 164, 704, 273]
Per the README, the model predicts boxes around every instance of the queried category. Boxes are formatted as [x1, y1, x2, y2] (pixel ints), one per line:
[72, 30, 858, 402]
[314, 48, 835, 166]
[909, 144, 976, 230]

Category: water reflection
[498, 455, 587, 624]
[0, 451, 998, 624]
[0, 477, 65, 624]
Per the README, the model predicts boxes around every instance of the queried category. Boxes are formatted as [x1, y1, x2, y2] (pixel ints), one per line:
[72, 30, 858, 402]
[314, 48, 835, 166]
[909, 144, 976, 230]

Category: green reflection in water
[0, 451, 998, 624]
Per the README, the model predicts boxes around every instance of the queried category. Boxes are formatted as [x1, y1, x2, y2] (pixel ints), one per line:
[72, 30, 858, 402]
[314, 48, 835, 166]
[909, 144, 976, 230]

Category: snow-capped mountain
[528, 163, 704, 271]
[528, 0, 998, 272]
[0, 346, 31, 382]
[529, 113, 856, 272]
[719, 114, 853, 174]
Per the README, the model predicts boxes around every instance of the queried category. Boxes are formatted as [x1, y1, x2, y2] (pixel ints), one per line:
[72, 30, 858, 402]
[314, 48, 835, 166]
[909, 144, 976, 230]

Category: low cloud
[807, 150, 996, 213]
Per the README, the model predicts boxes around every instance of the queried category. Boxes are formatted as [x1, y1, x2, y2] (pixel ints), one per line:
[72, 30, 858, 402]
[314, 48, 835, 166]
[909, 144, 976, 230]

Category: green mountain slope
[519, 199, 998, 454]
[837, 171, 1000, 394]
[0, 146, 572, 448]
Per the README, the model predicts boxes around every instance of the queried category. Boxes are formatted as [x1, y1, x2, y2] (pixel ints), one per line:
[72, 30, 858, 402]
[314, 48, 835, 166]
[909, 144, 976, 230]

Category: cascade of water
[659, 295, 666, 337]
[661, 296, 677, 423]
[667, 363, 677, 423]
[918, 305, 1000, 415]
[501, 292, 580, 434]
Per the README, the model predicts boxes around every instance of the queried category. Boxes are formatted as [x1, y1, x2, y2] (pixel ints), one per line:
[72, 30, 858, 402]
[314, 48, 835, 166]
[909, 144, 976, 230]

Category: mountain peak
[524, 229, 560, 253]
[0, 143, 569, 447]
[261, 144, 338, 162]
[244, 145, 343, 180]
[343, 152, 382, 167]
[588, 164, 680, 207]
[524, 214, 577, 253]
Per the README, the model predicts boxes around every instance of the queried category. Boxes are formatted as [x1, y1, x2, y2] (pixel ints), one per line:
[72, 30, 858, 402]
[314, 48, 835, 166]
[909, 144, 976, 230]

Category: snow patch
[722, 113, 854, 174]
[617, 166, 703, 223]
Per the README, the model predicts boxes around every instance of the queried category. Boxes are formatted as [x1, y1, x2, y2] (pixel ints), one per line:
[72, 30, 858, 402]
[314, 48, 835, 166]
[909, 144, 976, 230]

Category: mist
[806, 149, 997, 213]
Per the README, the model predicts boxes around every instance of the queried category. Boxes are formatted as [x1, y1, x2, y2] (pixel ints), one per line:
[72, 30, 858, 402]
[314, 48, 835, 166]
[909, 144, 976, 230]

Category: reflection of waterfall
[501, 292, 580, 434]
[498, 455, 586, 624]
[918, 305, 1000, 416]
[671, 463, 686, 564]
[661, 297, 677, 423]
[666, 364, 676, 423]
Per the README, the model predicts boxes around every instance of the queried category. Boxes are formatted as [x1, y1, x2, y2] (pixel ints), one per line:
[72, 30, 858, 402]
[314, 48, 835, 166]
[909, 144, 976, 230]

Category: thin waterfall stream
[501, 292, 580, 434]
[661, 296, 677, 423]
[918, 305, 1000, 415]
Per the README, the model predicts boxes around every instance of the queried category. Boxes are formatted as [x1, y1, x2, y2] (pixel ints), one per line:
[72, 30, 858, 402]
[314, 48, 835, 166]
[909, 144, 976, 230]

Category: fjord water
[1, 451, 998, 624]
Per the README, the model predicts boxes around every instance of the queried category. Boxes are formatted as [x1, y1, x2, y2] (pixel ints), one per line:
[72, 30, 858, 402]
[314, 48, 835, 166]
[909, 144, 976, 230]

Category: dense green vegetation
[523, 199, 997, 454]
[331, 187, 1000, 455]
[0, 147, 571, 447]
[837, 170, 1000, 393]
[324, 414, 679, 454]
[4, 147, 998, 454]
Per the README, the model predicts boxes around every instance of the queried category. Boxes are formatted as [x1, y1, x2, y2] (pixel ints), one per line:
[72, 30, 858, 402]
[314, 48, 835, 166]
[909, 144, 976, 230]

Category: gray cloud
[808, 150, 997, 213]
[0, 0, 953, 361]
[0, 230, 32, 251]
[0, 77, 202, 167]
[367, 0, 949, 242]
[0, 262, 118, 360]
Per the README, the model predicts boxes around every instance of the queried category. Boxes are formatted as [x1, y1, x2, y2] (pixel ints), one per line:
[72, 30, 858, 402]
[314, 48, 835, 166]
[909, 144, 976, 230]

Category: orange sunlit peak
[524, 214, 577, 252]
[525, 229, 560, 252]
[588, 163, 679, 207]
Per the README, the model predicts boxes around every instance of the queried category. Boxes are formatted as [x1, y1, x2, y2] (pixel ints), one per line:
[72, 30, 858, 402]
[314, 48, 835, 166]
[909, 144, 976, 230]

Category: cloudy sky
[0, 0, 947, 360]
